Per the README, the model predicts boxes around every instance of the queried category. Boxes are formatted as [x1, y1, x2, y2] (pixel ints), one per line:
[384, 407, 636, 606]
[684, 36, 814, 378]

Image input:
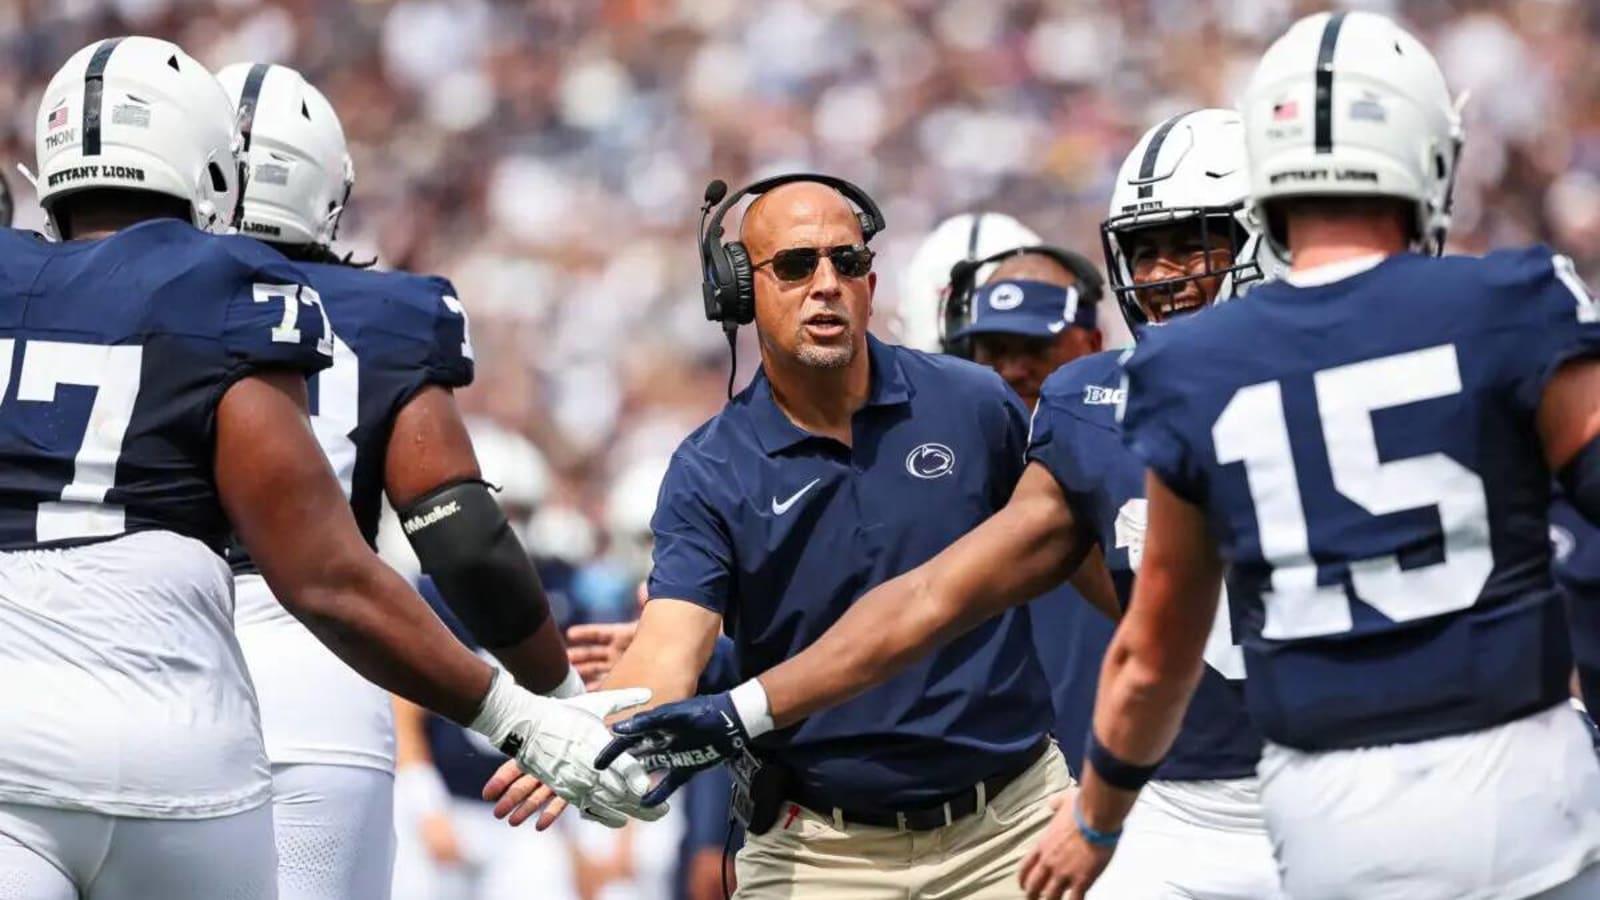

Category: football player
[214, 62, 663, 898]
[0, 38, 650, 900]
[1036, 11, 1600, 900]
[595, 110, 1286, 900]
[894, 211, 1042, 353]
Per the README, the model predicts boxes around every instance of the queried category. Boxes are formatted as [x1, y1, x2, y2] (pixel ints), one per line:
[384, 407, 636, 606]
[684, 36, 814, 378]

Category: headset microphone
[703, 179, 728, 210]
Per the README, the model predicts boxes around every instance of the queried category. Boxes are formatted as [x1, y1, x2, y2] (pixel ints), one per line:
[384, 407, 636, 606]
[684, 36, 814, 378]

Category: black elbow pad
[399, 479, 549, 648]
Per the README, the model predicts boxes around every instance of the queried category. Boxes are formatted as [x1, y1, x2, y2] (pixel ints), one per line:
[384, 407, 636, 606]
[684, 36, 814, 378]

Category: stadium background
[2, 0, 1597, 896]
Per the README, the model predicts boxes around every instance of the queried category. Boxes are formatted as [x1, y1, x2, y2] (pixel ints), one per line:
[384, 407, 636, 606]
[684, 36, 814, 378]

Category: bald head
[740, 181, 864, 260]
[985, 251, 1077, 289]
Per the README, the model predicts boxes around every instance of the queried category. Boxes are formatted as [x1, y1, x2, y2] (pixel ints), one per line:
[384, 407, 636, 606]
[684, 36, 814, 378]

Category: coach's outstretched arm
[385, 385, 578, 697]
[216, 370, 659, 826]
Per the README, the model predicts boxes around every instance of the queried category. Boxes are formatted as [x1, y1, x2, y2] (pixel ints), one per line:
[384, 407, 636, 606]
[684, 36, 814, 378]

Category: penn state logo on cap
[988, 283, 1025, 311]
[905, 443, 955, 479]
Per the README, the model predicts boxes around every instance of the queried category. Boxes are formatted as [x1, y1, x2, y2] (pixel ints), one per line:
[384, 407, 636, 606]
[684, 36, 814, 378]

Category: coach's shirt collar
[748, 334, 911, 455]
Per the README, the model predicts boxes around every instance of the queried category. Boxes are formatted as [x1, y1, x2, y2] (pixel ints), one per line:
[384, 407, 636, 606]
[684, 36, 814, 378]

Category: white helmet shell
[605, 456, 670, 581]
[36, 36, 243, 236]
[1242, 10, 1462, 256]
[894, 212, 1040, 353]
[1101, 108, 1283, 331]
[465, 416, 548, 511]
[216, 63, 353, 247]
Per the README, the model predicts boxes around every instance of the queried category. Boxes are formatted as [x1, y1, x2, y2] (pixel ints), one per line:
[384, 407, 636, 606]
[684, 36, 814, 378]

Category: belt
[790, 737, 1050, 832]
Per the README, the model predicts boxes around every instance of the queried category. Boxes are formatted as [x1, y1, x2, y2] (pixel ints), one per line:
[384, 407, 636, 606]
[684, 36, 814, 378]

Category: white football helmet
[894, 212, 1041, 353]
[1102, 108, 1281, 331]
[36, 37, 242, 236]
[604, 456, 670, 581]
[1242, 10, 1463, 257]
[216, 63, 353, 247]
[466, 416, 549, 514]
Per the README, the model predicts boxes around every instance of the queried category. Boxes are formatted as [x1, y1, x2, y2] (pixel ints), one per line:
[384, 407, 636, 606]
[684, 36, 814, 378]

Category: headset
[940, 244, 1106, 359]
[698, 173, 886, 330]
[696, 173, 886, 398]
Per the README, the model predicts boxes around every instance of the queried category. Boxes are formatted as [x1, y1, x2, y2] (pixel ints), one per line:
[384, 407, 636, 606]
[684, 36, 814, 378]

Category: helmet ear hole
[207, 161, 228, 193]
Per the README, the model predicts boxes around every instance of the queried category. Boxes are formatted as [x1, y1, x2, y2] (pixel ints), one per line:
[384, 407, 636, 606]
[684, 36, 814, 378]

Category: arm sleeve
[1119, 340, 1206, 504]
[646, 451, 734, 614]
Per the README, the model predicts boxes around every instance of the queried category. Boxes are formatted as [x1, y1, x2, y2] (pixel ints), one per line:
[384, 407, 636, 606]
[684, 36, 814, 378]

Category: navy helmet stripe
[1136, 113, 1185, 199]
[238, 63, 272, 153]
[966, 211, 984, 259]
[1313, 12, 1348, 154]
[81, 38, 125, 157]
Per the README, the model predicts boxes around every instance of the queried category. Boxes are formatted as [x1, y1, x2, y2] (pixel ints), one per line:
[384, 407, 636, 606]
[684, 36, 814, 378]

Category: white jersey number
[0, 339, 143, 542]
[1212, 344, 1492, 640]
[254, 283, 335, 358]
[310, 335, 360, 499]
[1115, 498, 1245, 680]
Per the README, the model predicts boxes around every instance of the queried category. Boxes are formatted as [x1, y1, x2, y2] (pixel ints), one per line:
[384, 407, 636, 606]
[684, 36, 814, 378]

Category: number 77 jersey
[0, 221, 331, 553]
[1120, 245, 1600, 752]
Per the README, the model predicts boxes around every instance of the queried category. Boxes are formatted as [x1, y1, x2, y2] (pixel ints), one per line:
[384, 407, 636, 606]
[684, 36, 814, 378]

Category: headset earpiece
[723, 241, 756, 325]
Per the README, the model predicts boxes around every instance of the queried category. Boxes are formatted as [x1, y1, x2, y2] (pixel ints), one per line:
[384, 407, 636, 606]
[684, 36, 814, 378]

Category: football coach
[586, 175, 1075, 897]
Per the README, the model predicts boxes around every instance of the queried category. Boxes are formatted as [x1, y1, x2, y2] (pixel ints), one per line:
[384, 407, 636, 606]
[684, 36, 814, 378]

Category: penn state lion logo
[988, 283, 1025, 311]
[1114, 498, 1148, 569]
[905, 443, 955, 479]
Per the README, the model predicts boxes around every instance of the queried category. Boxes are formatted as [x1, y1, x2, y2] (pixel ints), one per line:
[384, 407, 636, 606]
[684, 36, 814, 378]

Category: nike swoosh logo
[771, 478, 821, 515]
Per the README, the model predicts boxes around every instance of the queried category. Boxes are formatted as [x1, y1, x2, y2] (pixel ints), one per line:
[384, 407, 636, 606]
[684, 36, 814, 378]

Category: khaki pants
[735, 743, 1073, 900]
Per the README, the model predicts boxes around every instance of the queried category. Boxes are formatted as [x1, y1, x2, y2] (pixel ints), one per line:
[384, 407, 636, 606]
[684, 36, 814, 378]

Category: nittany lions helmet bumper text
[35, 37, 244, 235]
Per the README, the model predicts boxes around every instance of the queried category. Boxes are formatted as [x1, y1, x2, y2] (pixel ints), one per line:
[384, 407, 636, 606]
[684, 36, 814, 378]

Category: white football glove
[469, 670, 663, 827]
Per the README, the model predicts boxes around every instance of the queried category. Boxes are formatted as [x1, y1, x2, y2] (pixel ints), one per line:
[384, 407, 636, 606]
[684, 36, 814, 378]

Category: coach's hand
[1019, 792, 1114, 900]
[596, 691, 750, 807]
[468, 672, 666, 827]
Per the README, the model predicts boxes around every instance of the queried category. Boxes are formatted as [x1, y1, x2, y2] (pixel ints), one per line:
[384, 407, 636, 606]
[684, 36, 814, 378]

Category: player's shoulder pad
[303, 264, 474, 387]
[207, 231, 312, 287]
[1401, 244, 1589, 315]
[196, 235, 332, 369]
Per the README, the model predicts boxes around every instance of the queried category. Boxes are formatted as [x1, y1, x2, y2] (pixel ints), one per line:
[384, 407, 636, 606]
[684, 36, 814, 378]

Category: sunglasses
[752, 244, 875, 282]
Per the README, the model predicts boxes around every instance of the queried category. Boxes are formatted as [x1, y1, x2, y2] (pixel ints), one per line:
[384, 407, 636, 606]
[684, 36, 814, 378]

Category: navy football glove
[595, 691, 749, 807]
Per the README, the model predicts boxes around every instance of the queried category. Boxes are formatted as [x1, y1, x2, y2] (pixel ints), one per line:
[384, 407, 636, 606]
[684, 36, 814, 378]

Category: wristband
[1084, 731, 1162, 791]
[468, 667, 530, 750]
[729, 679, 775, 739]
[1073, 797, 1122, 848]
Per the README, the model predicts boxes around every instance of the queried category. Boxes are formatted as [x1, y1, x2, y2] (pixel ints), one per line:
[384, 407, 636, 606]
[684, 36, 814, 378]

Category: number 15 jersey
[1120, 247, 1600, 752]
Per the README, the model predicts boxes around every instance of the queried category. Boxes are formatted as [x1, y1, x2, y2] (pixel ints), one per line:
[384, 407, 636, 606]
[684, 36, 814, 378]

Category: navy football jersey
[1121, 247, 1600, 751]
[228, 263, 473, 573]
[0, 221, 329, 552]
[1029, 350, 1260, 780]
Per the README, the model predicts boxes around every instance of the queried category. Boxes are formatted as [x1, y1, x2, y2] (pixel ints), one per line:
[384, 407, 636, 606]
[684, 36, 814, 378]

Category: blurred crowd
[1, 0, 1597, 894]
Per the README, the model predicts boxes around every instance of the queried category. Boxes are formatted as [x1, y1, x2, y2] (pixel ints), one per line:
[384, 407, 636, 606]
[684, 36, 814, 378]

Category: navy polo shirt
[649, 335, 1054, 810]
